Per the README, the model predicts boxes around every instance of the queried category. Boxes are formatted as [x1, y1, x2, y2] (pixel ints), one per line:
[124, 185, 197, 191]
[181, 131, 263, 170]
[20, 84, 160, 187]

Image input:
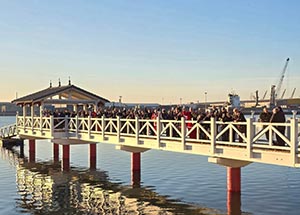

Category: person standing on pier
[233, 108, 246, 142]
[270, 106, 286, 146]
[219, 107, 233, 141]
[259, 106, 272, 141]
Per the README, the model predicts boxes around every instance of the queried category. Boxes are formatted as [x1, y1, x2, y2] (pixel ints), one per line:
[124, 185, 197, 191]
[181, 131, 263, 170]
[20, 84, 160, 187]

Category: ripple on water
[0, 157, 19, 213]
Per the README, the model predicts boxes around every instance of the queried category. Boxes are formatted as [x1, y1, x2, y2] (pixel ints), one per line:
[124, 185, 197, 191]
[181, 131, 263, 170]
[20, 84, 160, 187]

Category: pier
[1, 83, 299, 198]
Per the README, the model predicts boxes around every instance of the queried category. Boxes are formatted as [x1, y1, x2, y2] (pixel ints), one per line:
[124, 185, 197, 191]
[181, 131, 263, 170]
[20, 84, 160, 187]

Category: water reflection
[1, 147, 224, 215]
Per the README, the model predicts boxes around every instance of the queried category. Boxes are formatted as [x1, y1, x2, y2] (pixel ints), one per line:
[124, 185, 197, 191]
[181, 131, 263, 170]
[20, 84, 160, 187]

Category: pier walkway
[1, 83, 300, 196]
[0, 124, 17, 139]
[12, 114, 300, 168]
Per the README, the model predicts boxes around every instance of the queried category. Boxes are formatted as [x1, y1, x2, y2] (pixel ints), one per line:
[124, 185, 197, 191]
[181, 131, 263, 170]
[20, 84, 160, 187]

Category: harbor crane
[275, 58, 290, 99]
[262, 90, 268, 100]
[290, 87, 296, 98]
[270, 58, 290, 106]
[281, 89, 286, 99]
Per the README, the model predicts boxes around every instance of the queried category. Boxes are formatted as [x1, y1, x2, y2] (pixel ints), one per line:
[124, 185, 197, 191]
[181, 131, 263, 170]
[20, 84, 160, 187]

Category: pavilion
[12, 80, 110, 116]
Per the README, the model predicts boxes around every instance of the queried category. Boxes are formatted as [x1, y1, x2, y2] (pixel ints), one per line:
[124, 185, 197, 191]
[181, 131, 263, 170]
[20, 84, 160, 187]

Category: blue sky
[0, 0, 299, 104]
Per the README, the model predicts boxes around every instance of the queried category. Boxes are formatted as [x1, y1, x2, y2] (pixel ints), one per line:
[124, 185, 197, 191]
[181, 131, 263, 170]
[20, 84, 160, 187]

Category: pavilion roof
[12, 84, 110, 105]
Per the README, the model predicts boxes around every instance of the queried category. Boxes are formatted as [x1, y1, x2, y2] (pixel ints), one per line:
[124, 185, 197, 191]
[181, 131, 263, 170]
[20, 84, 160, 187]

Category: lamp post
[204, 92, 207, 110]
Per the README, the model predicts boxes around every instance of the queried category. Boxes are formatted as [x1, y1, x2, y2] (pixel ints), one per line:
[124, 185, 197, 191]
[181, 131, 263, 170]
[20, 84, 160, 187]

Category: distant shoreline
[0, 112, 17, 116]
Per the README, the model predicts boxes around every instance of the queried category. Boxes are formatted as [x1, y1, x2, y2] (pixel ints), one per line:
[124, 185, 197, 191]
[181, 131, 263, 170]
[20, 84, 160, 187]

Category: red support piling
[227, 167, 241, 192]
[131, 152, 141, 187]
[227, 191, 241, 215]
[132, 152, 141, 171]
[62, 145, 70, 171]
[53, 143, 59, 162]
[29, 139, 36, 163]
[90, 144, 97, 170]
[20, 141, 24, 158]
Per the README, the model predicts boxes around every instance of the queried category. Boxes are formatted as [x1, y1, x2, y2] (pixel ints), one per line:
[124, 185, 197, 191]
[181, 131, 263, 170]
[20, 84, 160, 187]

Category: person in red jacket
[182, 106, 196, 138]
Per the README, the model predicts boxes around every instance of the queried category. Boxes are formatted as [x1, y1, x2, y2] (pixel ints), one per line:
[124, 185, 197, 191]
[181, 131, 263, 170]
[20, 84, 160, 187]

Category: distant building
[105, 102, 160, 109]
[227, 94, 240, 108]
[0, 102, 21, 116]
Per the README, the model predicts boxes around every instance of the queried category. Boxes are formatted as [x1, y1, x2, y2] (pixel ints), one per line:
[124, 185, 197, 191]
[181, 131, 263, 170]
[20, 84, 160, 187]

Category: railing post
[286, 118, 291, 139]
[147, 121, 150, 136]
[181, 117, 186, 150]
[268, 124, 273, 145]
[117, 116, 121, 143]
[16, 111, 19, 126]
[75, 115, 79, 138]
[210, 117, 216, 155]
[31, 117, 34, 132]
[50, 115, 54, 136]
[15, 112, 19, 135]
[31, 105, 34, 132]
[157, 116, 161, 147]
[136, 117, 140, 145]
[101, 115, 105, 141]
[40, 112, 43, 134]
[290, 118, 298, 166]
[23, 106, 26, 130]
[246, 118, 254, 159]
[88, 115, 91, 139]
[65, 115, 69, 138]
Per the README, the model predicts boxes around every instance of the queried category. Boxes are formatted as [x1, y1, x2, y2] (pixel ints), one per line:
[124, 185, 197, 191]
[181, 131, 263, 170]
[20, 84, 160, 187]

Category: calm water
[1, 116, 300, 215]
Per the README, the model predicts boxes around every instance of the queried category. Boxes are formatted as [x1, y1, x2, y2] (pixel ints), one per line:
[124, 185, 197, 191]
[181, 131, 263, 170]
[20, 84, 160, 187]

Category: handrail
[13, 115, 300, 167]
[0, 123, 17, 139]
[15, 116, 299, 146]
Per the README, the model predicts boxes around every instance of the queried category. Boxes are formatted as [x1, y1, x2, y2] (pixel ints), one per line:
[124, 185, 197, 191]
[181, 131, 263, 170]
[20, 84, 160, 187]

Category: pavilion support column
[62, 145, 70, 171]
[39, 103, 44, 116]
[89, 144, 97, 170]
[83, 104, 87, 112]
[29, 139, 36, 163]
[53, 143, 59, 162]
[74, 104, 78, 113]
[31, 104, 34, 118]
[23, 105, 26, 117]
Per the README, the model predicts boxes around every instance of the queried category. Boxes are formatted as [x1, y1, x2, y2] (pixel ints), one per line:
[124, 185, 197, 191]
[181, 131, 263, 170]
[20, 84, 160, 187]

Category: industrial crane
[275, 58, 290, 99]
[270, 58, 290, 106]
[290, 87, 296, 98]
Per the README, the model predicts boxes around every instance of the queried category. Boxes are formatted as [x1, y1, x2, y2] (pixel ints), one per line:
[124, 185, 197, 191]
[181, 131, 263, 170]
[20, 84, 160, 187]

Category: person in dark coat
[219, 107, 233, 141]
[233, 108, 246, 142]
[270, 106, 286, 146]
[259, 106, 272, 141]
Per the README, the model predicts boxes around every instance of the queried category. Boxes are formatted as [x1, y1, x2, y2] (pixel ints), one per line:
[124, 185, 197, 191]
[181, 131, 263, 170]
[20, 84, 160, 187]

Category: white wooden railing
[15, 115, 299, 147]
[0, 124, 17, 139]
[12, 114, 300, 166]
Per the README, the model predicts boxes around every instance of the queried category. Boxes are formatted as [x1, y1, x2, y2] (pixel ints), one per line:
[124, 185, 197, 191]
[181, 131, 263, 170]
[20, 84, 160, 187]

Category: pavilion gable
[12, 84, 109, 106]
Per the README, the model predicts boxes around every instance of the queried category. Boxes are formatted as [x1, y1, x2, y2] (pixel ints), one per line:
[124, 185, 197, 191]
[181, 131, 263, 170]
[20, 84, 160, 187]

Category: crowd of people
[259, 106, 286, 146]
[42, 105, 287, 146]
